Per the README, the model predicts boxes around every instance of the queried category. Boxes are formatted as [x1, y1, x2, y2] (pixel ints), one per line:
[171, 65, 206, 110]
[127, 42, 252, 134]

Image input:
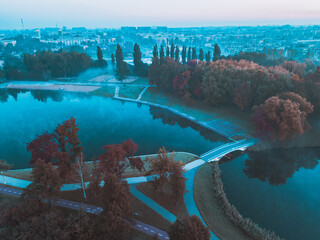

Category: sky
[0, 0, 320, 29]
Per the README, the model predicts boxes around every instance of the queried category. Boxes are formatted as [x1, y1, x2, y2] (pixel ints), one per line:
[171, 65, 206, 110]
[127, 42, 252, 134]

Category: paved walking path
[137, 86, 148, 100]
[114, 85, 120, 97]
[184, 167, 219, 240]
[0, 185, 169, 240]
[130, 184, 177, 223]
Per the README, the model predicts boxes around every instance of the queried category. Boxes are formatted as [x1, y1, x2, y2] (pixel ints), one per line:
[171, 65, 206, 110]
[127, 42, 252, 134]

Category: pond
[220, 148, 320, 240]
[0, 89, 228, 169]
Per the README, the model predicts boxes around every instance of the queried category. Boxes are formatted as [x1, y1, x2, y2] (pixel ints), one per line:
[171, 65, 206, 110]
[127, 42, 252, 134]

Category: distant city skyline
[0, 0, 320, 29]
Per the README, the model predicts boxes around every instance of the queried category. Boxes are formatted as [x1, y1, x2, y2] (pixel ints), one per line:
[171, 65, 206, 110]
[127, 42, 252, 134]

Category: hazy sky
[0, 0, 320, 29]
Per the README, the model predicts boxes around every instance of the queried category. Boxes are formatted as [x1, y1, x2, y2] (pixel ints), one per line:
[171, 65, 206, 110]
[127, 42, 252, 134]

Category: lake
[0, 89, 228, 169]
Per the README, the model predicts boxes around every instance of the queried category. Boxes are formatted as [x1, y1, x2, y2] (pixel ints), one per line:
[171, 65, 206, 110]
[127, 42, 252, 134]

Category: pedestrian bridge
[200, 139, 257, 162]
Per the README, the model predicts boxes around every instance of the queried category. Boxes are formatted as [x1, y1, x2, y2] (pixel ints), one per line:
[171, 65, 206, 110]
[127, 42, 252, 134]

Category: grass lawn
[119, 86, 145, 99]
[137, 182, 189, 220]
[130, 77, 149, 85]
[193, 164, 251, 240]
[89, 86, 115, 98]
[4, 152, 199, 182]
[141, 87, 253, 132]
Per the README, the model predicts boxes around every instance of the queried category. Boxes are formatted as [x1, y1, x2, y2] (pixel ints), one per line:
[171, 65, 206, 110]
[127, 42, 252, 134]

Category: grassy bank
[4, 152, 199, 182]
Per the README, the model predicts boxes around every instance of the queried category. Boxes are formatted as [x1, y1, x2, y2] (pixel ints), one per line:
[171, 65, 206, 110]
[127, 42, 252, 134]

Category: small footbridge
[200, 139, 257, 162]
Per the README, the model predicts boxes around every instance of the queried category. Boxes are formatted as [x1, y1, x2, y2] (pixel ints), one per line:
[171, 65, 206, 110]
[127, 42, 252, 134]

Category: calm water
[220, 148, 320, 240]
[0, 89, 228, 169]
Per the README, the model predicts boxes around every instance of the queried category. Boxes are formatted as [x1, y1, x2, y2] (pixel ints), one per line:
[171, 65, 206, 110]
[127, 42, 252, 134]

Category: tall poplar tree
[133, 43, 143, 75]
[166, 46, 170, 57]
[181, 46, 187, 64]
[116, 44, 129, 80]
[187, 47, 191, 62]
[175, 46, 180, 63]
[199, 48, 204, 61]
[170, 43, 175, 58]
[160, 45, 165, 65]
[192, 47, 197, 60]
[213, 43, 221, 61]
[206, 51, 211, 62]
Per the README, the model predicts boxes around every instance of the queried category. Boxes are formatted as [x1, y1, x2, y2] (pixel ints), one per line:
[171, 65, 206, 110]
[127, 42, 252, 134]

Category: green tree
[166, 46, 170, 57]
[175, 46, 180, 63]
[213, 43, 221, 61]
[97, 46, 104, 66]
[133, 43, 143, 75]
[206, 51, 211, 62]
[153, 45, 158, 58]
[187, 47, 191, 62]
[111, 54, 115, 65]
[116, 44, 130, 80]
[192, 47, 197, 60]
[199, 48, 204, 61]
[170, 43, 175, 58]
[181, 46, 187, 64]
[160, 45, 165, 65]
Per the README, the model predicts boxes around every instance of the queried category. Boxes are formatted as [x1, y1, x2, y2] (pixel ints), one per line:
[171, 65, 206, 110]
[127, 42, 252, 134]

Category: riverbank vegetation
[210, 162, 283, 240]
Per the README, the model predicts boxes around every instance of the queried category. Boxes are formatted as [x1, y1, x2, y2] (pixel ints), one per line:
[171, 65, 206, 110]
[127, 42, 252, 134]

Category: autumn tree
[27, 132, 58, 165]
[26, 158, 62, 209]
[54, 117, 82, 180]
[252, 92, 314, 140]
[148, 147, 173, 192]
[87, 160, 102, 202]
[169, 215, 210, 240]
[98, 139, 144, 178]
[98, 173, 131, 240]
[199, 48, 204, 61]
[213, 43, 221, 61]
[169, 160, 186, 204]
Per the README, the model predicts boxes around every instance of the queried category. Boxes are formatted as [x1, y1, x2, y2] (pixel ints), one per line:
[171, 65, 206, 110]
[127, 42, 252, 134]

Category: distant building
[137, 26, 151, 33]
[156, 26, 168, 32]
[1, 40, 17, 47]
[121, 26, 136, 33]
[35, 29, 41, 39]
[72, 27, 87, 32]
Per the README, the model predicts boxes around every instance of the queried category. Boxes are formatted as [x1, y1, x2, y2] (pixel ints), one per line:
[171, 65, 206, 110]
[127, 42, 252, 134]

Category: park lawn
[193, 164, 251, 240]
[89, 86, 115, 98]
[119, 86, 145, 99]
[60, 190, 171, 232]
[4, 152, 199, 182]
[137, 182, 189, 220]
[130, 77, 149, 85]
[141, 87, 253, 132]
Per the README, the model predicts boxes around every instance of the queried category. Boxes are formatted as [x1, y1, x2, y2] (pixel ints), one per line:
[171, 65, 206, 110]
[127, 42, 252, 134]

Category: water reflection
[149, 106, 228, 142]
[244, 148, 320, 185]
[0, 88, 91, 103]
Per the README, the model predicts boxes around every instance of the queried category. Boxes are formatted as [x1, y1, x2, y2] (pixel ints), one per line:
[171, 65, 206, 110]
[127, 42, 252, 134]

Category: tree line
[148, 44, 320, 141]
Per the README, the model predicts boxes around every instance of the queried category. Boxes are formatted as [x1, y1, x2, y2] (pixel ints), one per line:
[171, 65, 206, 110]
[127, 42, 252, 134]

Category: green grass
[119, 86, 145, 99]
[130, 77, 149, 85]
[89, 86, 116, 98]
